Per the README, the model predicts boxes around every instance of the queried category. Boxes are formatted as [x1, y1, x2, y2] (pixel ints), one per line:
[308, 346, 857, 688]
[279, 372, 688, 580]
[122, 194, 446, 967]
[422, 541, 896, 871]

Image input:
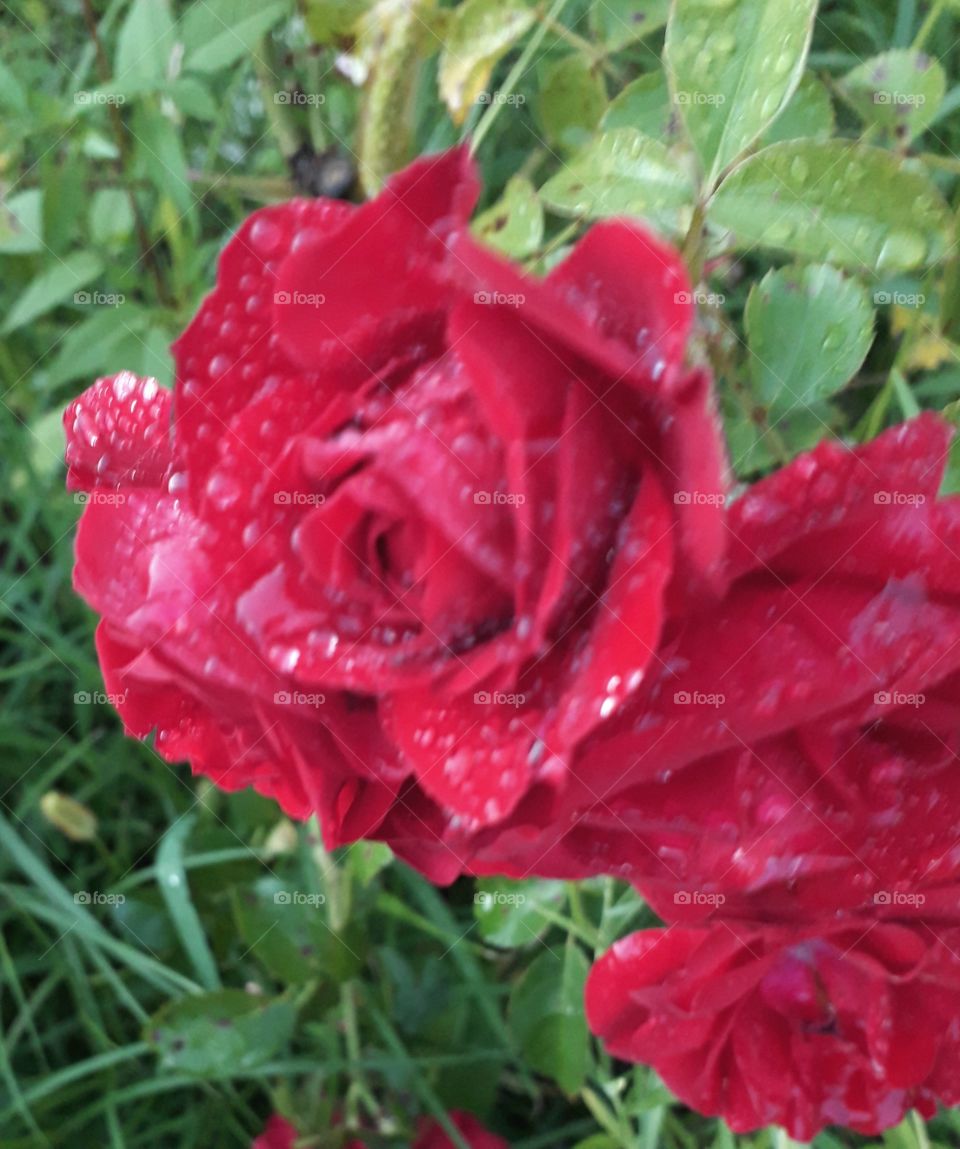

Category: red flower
[586, 920, 960, 1139]
[64, 147, 725, 878]
[438, 413, 960, 907]
[252, 1115, 297, 1149]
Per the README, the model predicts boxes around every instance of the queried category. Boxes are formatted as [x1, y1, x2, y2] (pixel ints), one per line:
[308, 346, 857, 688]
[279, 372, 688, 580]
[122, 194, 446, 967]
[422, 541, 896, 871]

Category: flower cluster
[65, 148, 960, 1138]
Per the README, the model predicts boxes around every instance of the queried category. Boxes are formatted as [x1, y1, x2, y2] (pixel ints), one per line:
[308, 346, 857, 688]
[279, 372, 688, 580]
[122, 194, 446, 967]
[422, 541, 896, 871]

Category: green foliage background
[3, 0, 960, 1145]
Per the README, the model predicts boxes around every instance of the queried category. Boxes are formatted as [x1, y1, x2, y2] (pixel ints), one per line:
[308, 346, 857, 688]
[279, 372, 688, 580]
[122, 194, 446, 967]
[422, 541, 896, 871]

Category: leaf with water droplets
[472, 175, 544, 257]
[601, 71, 679, 142]
[539, 128, 695, 235]
[840, 49, 946, 143]
[746, 264, 875, 416]
[438, 0, 536, 125]
[664, 0, 818, 187]
[762, 74, 835, 145]
[709, 140, 953, 272]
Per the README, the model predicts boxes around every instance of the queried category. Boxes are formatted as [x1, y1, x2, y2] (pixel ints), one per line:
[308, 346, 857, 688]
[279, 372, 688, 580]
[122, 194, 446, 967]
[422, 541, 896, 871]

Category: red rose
[252, 1115, 297, 1149]
[444, 414, 960, 903]
[586, 920, 960, 1139]
[64, 147, 726, 878]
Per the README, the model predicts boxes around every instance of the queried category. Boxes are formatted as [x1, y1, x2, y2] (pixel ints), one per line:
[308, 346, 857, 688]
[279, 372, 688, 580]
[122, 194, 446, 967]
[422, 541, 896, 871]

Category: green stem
[914, 0, 948, 49]
[470, 0, 572, 154]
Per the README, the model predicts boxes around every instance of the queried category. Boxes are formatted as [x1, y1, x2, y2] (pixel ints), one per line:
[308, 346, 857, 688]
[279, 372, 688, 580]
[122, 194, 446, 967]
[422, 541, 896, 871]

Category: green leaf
[745, 264, 875, 416]
[114, 0, 175, 88]
[131, 104, 195, 219]
[0, 189, 44, 254]
[146, 990, 297, 1078]
[538, 54, 607, 152]
[840, 49, 946, 142]
[709, 140, 953, 272]
[166, 76, 219, 121]
[155, 815, 221, 991]
[665, 0, 818, 186]
[472, 878, 565, 947]
[601, 71, 679, 142]
[540, 128, 695, 235]
[1, 252, 104, 335]
[508, 940, 590, 1094]
[588, 0, 669, 51]
[181, 0, 292, 74]
[438, 0, 537, 125]
[88, 188, 134, 245]
[763, 74, 835, 145]
[472, 176, 544, 258]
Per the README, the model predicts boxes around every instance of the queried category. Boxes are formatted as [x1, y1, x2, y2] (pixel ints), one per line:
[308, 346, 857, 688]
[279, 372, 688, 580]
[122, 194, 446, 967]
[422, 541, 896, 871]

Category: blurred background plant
[4, 0, 960, 1145]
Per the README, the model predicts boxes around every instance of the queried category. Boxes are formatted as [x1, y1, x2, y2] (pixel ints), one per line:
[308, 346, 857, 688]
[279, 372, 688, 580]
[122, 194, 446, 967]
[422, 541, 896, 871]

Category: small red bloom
[252, 1115, 297, 1149]
[587, 921, 960, 1139]
[64, 147, 726, 878]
